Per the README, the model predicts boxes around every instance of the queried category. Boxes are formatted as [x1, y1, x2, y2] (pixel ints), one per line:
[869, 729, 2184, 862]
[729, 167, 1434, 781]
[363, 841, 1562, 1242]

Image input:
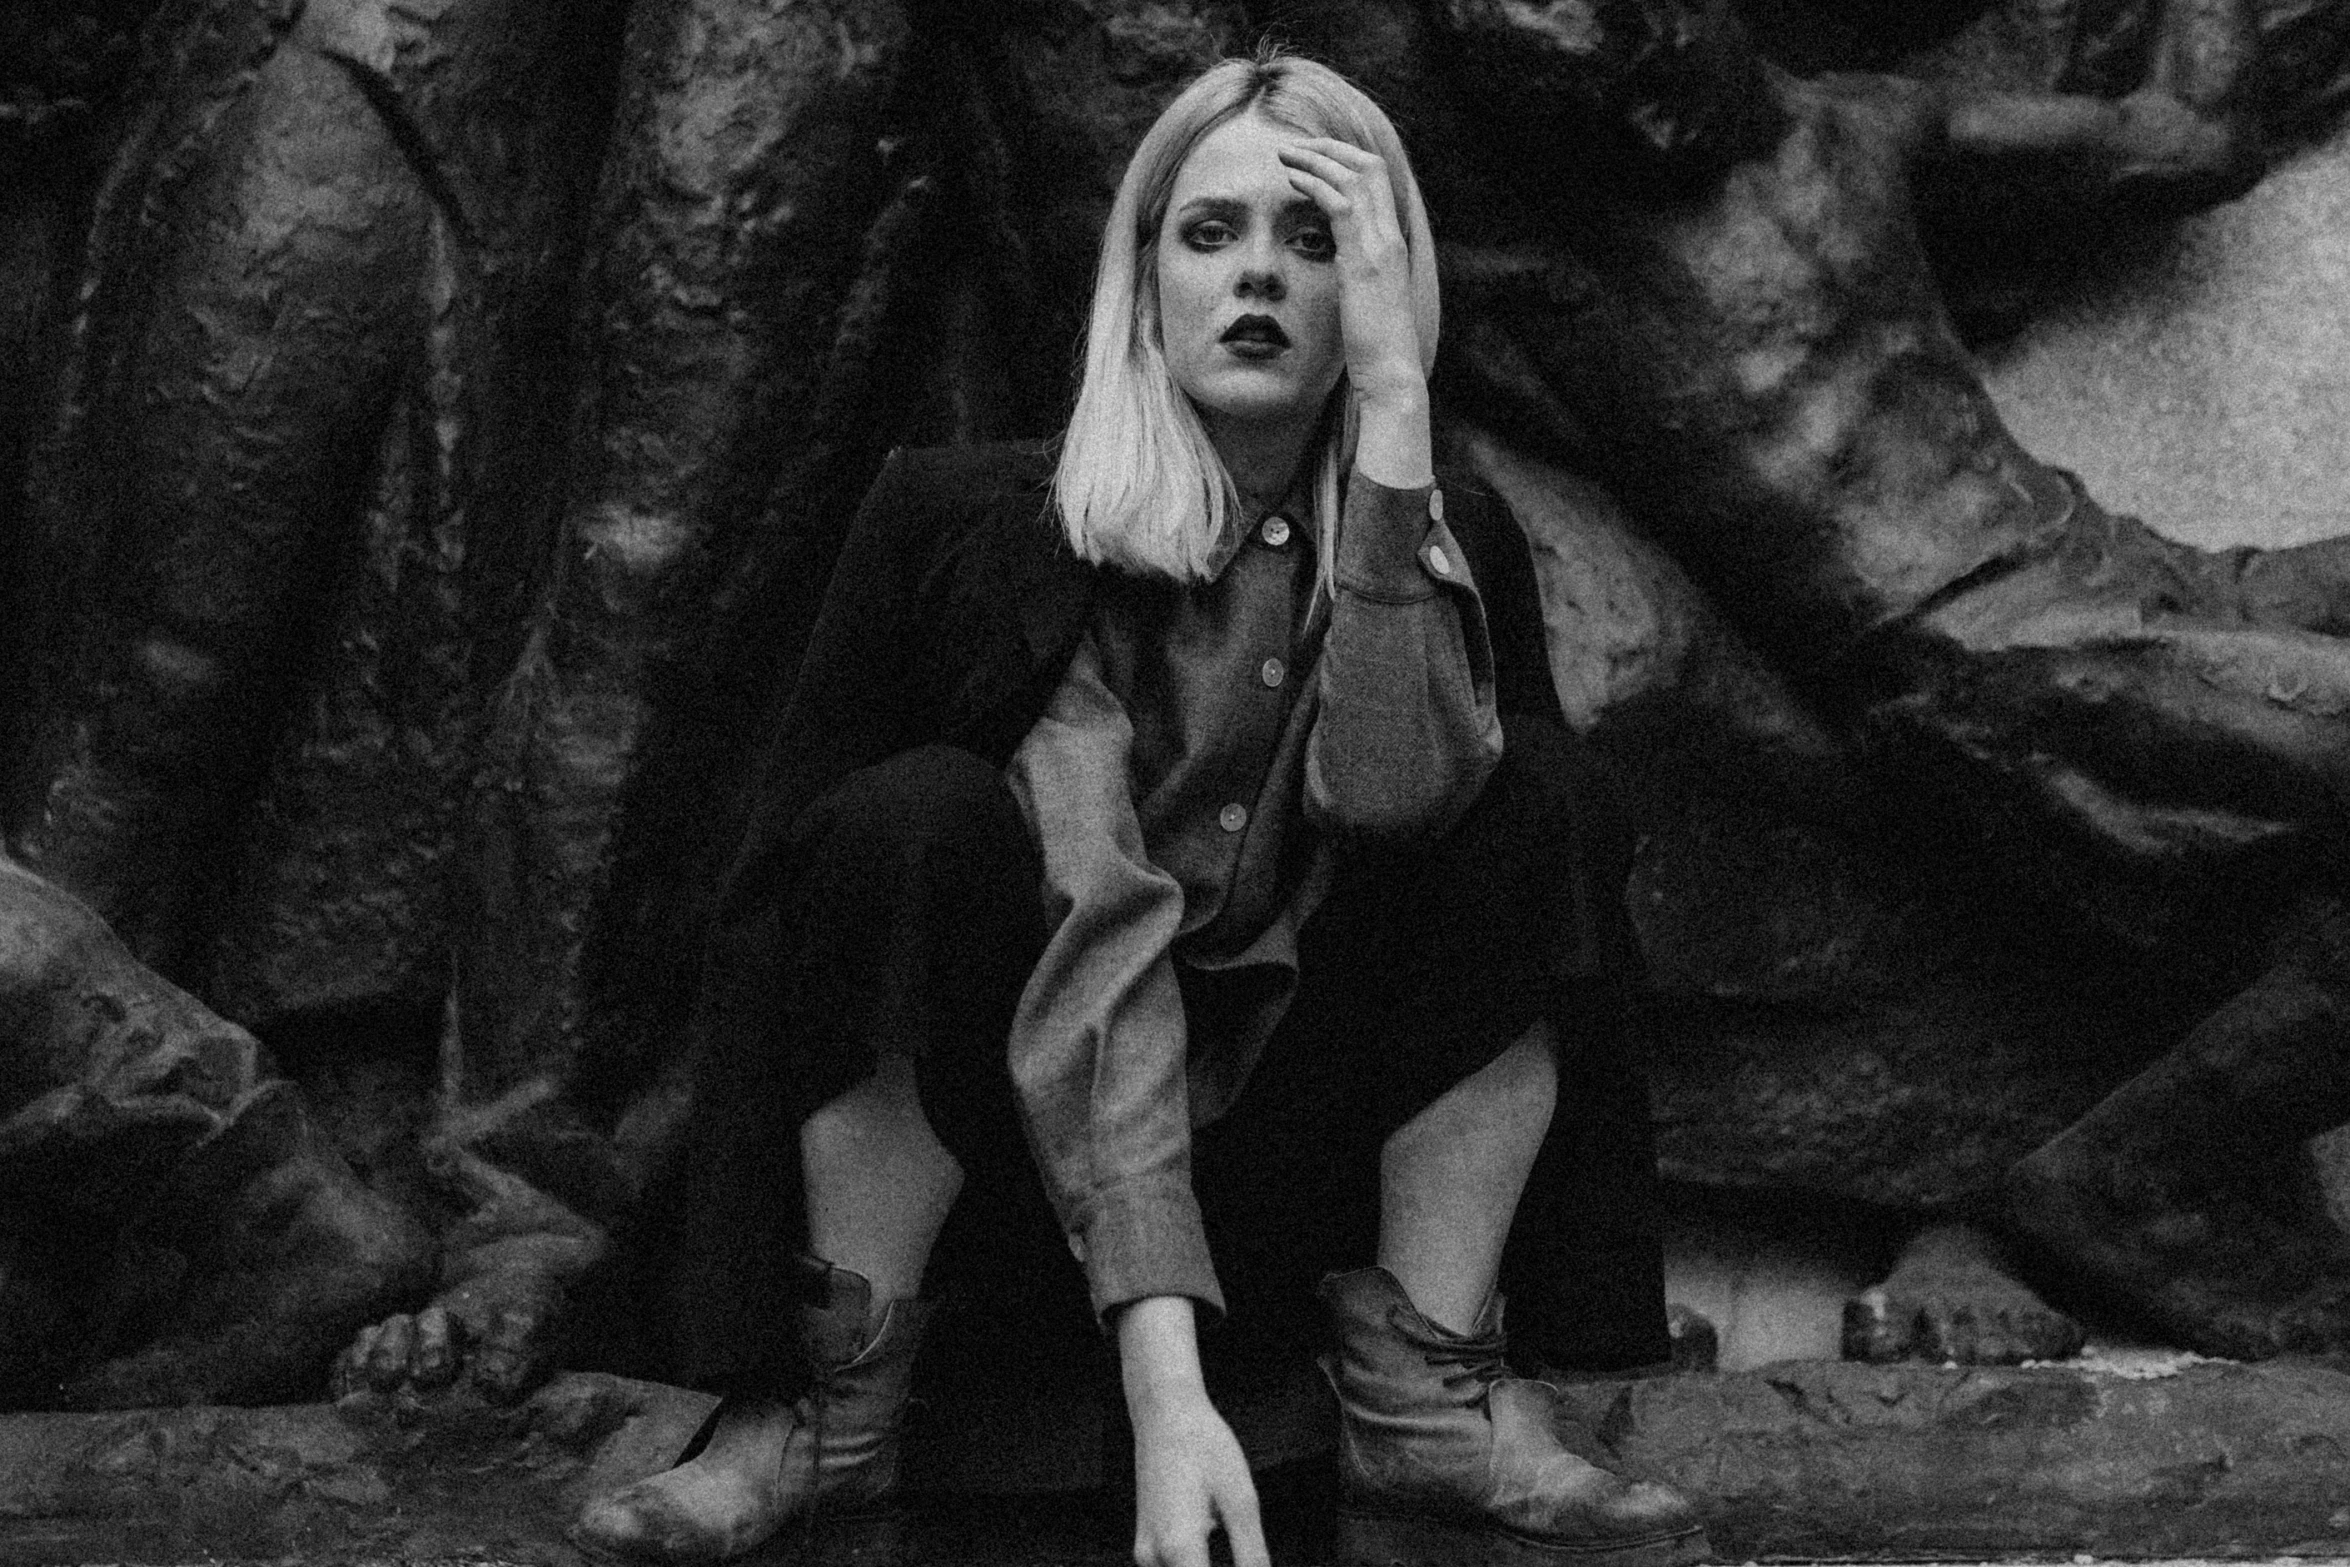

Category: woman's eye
[1184, 220, 1236, 250]
[1291, 228, 1336, 261]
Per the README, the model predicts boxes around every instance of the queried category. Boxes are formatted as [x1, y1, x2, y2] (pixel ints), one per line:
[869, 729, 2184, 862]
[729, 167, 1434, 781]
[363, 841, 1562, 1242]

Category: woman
[571, 49, 1707, 1567]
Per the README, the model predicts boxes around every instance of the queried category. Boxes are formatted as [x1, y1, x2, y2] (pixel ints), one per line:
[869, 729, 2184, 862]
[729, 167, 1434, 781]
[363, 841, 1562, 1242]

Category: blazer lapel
[933, 496, 1098, 761]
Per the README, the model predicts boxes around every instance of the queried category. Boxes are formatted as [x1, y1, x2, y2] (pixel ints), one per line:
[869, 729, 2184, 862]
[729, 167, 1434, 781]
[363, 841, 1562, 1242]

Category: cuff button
[1426, 544, 1452, 576]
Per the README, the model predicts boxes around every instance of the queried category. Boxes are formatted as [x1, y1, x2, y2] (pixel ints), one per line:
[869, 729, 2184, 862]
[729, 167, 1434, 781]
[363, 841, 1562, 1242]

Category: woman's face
[1153, 110, 1347, 443]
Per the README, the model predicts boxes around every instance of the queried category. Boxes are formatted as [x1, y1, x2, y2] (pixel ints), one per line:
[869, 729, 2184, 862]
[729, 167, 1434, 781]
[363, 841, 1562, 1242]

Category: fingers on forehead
[1284, 143, 1400, 211]
[1288, 136, 1379, 167]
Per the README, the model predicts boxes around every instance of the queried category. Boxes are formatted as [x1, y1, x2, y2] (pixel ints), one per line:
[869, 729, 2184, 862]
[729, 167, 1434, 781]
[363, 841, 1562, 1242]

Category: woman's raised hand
[1277, 136, 1432, 489]
[1276, 137, 1424, 412]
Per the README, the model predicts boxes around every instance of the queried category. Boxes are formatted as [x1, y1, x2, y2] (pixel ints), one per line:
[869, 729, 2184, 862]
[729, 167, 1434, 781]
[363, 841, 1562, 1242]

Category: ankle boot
[790, 1256, 929, 1527]
[1318, 1267, 1709, 1567]
[570, 1257, 929, 1564]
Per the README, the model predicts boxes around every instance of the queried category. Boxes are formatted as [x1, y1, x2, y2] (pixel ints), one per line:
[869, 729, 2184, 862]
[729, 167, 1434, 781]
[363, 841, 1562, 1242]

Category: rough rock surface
[9, 1359, 2350, 1563]
[1632, 797, 2179, 1206]
[1564, 1357, 2350, 1559]
[1985, 126, 2350, 552]
[1558, 114, 2350, 1208]
[0, 856, 432, 1408]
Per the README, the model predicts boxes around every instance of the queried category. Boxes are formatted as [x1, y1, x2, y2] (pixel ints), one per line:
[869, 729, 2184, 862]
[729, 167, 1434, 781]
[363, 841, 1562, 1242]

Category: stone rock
[0, 855, 432, 1409]
[1558, 1357, 2350, 1558]
[1467, 433, 2190, 1208]
[1630, 796, 2178, 1206]
[1452, 115, 2350, 1213]
[1985, 122, 2350, 554]
[0, 856, 263, 1221]
[0, 1373, 693, 1565]
[10, 1360, 2350, 1562]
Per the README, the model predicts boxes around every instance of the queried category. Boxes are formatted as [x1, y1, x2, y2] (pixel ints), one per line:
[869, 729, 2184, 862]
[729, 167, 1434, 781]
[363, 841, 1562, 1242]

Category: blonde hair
[1055, 49, 1440, 585]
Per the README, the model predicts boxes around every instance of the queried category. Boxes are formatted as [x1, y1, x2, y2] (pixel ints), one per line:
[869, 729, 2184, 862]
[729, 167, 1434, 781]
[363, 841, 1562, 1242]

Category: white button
[1218, 803, 1248, 833]
[1259, 516, 1291, 547]
[1427, 545, 1451, 576]
[1260, 657, 1285, 688]
[1428, 488, 1445, 523]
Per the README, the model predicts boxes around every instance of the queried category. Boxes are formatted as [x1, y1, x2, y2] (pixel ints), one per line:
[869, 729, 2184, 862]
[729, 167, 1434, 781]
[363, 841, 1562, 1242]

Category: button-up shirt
[1003, 473, 1501, 1323]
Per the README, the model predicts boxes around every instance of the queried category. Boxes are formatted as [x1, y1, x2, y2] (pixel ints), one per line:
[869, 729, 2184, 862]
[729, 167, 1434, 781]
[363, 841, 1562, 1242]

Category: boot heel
[1336, 1509, 1712, 1567]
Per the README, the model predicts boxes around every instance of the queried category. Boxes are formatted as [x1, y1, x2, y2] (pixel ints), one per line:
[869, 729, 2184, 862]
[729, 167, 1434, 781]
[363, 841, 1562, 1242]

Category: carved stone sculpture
[1358, 0, 2350, 1359]
[0, 855, 429, 1405]
[2, 0, 2350, 1408]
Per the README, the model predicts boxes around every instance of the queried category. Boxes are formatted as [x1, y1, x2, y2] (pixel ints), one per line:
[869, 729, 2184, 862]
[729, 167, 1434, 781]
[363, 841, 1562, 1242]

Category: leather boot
[1319, 1267, 1709, 1567]
[570, 1257, 929, 1564]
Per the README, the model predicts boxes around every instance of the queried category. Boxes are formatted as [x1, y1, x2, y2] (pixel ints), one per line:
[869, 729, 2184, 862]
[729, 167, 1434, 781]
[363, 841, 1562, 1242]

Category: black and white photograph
[2, 1, 2349, 1562]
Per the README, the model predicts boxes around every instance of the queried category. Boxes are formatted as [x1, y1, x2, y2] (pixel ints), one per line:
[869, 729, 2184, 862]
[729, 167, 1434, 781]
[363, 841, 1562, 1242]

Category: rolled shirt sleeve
[1004, 636, 1225, 1324]
[1307, 475, 1504, 841]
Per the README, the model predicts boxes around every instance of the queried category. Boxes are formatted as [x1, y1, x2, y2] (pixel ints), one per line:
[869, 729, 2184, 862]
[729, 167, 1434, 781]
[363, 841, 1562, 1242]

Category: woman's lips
[1220, 314, 1289, 359]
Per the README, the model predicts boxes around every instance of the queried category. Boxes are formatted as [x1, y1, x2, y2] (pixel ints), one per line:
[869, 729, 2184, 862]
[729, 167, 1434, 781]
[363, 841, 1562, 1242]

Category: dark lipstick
[1220, 313, 1289, 357]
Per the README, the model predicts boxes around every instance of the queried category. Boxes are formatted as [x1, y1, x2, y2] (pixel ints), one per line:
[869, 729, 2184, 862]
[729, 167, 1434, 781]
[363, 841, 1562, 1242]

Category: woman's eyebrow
[1172, 195, 1246, 221]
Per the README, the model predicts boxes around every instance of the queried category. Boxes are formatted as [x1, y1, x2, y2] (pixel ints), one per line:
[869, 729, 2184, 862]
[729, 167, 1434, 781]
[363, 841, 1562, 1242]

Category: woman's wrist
[1117, 1295, 1209, 1412]
[1352, 380, 1434, 491]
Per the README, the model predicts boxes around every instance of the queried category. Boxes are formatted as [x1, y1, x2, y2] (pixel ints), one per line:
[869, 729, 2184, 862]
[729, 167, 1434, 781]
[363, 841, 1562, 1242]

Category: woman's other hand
[1276, 136, 1431, 488]
[1118, 1295, 1270, 1567]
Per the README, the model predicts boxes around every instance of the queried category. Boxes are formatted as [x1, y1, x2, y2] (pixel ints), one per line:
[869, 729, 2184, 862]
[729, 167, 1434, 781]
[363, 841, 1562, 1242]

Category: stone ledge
[0, 1374, 696, 1566]
[1559, 1357, 2350, 1560]
[7, 1359, 2350, 1563]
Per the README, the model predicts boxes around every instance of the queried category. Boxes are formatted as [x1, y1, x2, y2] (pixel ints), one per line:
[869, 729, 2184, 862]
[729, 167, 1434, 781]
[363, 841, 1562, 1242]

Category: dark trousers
[667, 717, 1669, 1392]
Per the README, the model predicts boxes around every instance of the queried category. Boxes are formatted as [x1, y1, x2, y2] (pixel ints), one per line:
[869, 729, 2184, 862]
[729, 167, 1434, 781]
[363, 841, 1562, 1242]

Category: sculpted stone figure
[0, 0, 627, 1404]
[1301, 0, 2350, 1359]
[0, 0, 1254, 1406]
[6, 0, 2350, 1412]
[0, 854, 431, 1407]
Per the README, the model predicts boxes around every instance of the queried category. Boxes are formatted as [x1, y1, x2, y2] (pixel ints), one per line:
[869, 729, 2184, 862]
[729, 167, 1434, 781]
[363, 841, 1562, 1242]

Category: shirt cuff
[1337, 475, 1447, 603]
[1071, 1170, 1226, 1326]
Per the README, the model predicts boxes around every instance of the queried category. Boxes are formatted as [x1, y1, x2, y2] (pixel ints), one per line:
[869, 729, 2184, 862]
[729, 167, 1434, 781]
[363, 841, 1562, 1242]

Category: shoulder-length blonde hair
[1054, 49, 1440, 585]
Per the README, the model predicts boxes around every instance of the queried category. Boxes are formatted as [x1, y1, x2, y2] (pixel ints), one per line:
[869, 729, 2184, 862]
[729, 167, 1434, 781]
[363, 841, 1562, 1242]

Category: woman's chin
[1186, 378, 1332, 435]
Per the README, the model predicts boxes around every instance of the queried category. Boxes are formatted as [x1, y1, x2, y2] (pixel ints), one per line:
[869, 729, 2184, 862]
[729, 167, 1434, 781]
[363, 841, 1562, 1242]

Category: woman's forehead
[1169, 112, 1324, 204]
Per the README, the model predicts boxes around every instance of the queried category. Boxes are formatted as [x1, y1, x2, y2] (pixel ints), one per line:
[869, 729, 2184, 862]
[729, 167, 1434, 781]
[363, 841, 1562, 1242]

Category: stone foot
[336, 1143, 607, 1405]
[1843, 1220, 2084, 1365]
[55, 1083, 435, 1408]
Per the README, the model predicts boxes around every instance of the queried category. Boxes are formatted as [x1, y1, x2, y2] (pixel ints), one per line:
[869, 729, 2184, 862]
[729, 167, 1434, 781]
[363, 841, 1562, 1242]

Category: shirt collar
[1244, 465, 1318, 531]
[1205, 467, 1320, 580]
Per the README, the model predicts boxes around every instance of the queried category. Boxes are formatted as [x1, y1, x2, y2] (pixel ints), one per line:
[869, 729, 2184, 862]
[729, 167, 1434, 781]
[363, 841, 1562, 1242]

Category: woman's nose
[1235, 263, 1286, 302]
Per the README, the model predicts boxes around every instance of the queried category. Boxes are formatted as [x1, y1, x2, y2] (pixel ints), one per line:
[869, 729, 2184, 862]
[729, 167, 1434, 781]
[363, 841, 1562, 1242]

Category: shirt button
[1427, 544, 1452, 576]
[1260, 657, 1285, 688]
[1259, 515, 1291, 547]
[1428, 488, 1445, 523]
[1218, 803, 1248, 833]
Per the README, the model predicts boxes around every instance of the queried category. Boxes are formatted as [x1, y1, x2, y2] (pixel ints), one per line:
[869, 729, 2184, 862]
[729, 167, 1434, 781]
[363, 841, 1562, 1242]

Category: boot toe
[1505, 1450, 1706, 1547]
[567, 1480, 738, 1565]
[567, 1488, 659, 1563]
[1599, 1475, 1706, 1541]
[1495, 1382, 1706, 1547]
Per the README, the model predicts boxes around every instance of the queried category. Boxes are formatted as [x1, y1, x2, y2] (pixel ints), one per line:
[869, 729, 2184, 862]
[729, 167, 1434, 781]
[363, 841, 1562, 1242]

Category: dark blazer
[678, 440, 1669, 1385]
[711, 438, 1565, 944]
